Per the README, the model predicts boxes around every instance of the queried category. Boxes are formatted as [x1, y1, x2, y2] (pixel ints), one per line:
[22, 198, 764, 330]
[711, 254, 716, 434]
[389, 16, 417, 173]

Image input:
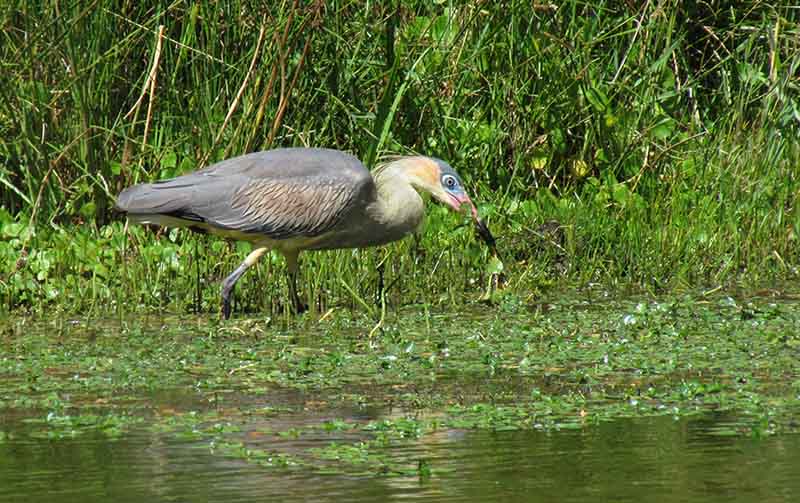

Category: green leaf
[652, 118, 675, 140]
[79, 202, 96, 220]
[487, 255, 504, 275]
[1, 222, 25, 238]
[161, 151, 178, 169]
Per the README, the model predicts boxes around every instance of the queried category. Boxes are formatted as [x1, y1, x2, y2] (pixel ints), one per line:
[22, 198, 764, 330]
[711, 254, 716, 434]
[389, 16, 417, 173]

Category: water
[3, 297, 800, 502]
[2, 404, 799, 502]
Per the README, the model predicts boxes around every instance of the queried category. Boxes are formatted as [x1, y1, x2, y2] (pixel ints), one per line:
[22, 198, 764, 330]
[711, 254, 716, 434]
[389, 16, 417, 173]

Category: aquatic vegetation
[1, 2, 799, 498]
[22, 413, 142, 440]
[2, 294, 800, 479]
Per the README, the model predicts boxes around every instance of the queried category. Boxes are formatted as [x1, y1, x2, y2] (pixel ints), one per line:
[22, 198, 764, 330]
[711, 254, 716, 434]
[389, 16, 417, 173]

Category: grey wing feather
[217, 177, 358, 238]
[115, 148, 374, 239]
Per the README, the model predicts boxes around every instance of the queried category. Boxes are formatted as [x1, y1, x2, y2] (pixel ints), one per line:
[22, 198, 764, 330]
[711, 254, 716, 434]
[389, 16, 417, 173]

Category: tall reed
[1, 1, 798, 313]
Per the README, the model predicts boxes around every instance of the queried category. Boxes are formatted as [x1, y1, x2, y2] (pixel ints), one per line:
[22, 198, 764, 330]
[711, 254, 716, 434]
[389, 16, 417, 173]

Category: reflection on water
[3, 300, 800, 503]
[2, 411, 799, 503]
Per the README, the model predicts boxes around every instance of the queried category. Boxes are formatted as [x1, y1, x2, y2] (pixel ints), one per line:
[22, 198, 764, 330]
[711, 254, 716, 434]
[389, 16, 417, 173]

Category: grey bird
[115, 147, 492, 318]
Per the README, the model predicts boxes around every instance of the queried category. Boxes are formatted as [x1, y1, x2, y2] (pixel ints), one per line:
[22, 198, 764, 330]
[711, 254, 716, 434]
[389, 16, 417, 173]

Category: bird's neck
[368, 162, 425, 239]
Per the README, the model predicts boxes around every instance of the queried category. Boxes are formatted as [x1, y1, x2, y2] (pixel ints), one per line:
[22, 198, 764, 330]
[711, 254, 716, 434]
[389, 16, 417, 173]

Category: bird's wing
[212, 174, 367, 238]
[116, 148, 375, 239]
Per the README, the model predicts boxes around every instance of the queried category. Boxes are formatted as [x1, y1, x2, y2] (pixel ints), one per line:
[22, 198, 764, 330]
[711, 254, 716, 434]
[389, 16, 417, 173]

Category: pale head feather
[373, 156, 442, 194]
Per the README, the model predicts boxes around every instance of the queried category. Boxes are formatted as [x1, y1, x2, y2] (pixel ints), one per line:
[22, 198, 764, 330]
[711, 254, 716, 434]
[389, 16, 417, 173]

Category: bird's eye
[443, 175, 457, 189]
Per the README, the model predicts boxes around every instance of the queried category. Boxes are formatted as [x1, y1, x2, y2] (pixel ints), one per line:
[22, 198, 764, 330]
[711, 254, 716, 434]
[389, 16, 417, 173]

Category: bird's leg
[412, 231, 425, 262]
[283, 250, 307, 314]
[220, 247, 268, 320]
[375, 248, 390, 308]
[369, 260, 388, 339]
[376, 260, 385, 307]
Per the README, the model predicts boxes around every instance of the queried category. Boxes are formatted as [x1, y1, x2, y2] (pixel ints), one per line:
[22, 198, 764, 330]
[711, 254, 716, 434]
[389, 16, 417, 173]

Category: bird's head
[381, 155, 496, 250]
[398, 156, 479, 219]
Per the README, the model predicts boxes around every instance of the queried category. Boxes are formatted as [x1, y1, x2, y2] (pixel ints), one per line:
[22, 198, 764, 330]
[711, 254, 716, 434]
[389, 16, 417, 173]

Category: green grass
[1, 1, 799, 314]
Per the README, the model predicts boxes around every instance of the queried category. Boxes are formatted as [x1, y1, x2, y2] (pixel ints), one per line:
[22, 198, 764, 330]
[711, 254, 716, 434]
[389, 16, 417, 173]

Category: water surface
[3, 411, 800, 502]
[2, 295, 800, 501]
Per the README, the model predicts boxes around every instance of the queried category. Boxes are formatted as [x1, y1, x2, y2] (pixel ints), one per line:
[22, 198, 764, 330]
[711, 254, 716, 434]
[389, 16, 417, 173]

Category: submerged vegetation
[1, 0, 800, 313]
[2, 297, 800, 474]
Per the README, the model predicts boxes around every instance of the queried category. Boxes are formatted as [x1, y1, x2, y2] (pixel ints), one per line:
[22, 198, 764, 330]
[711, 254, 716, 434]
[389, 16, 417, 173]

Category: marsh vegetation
[2, 1, 799, 313]
[1, 2, 800, 500]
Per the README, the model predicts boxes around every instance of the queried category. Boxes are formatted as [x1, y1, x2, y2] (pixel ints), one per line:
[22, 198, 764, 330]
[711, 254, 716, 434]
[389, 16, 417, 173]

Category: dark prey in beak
[474, 216, 496, 252]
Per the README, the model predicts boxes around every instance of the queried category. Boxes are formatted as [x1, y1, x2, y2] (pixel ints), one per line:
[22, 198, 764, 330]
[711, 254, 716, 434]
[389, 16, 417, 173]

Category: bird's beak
[448, 192, 479, 220]
[450, 191, 496, 251]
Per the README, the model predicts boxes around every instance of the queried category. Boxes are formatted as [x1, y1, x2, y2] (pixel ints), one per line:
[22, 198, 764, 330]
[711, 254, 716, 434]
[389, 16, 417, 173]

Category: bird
[115, 147, 490, 319]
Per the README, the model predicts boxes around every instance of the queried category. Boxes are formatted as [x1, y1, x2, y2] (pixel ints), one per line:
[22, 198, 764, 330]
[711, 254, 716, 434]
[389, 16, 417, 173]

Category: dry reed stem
[142, 25, 165, 151]
[203, 19, 268, 164]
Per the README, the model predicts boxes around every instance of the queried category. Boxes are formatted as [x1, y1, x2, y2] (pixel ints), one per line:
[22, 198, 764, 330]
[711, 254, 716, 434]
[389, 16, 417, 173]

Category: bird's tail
[115, 181, 201, 227]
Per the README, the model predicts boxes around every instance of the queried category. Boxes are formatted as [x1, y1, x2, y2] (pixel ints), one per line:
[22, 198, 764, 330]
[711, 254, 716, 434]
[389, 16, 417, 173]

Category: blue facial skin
[432, 158, 466, 197]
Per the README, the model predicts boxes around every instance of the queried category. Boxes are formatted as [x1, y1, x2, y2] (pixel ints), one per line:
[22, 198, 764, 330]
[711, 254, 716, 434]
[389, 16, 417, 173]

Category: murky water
[3, 296, 800, 502]
[2, 409, 800, 502]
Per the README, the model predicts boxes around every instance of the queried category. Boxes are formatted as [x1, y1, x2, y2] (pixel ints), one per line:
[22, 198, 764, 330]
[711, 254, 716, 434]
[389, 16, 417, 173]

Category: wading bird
[116, 147, 493, 318]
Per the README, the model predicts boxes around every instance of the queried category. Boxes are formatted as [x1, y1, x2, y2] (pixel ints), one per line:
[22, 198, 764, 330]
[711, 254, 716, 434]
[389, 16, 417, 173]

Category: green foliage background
[1, 1, 799, 314]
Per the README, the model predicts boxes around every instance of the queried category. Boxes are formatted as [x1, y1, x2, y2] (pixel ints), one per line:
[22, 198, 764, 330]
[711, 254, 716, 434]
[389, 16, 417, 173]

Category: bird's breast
[300, 190, 423, 251]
